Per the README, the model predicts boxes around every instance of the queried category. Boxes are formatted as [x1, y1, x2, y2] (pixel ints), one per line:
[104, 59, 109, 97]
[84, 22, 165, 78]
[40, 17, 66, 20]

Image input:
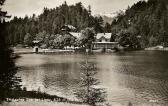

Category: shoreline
[13, 47, 118, 55]
[145, 46, 168, 51]
[3, 90, 83, 105]
[13, 47, 168, 56]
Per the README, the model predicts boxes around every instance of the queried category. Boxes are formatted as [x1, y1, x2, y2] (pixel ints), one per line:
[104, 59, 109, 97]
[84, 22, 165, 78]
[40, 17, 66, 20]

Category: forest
[6, 2, 107, 47]
[111, 0, 168, 48]
[6, 0, 168, 49]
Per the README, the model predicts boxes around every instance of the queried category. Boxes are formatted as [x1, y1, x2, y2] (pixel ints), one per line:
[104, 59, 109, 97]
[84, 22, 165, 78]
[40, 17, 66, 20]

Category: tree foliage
[111, 0, 168, 48]
[24, 33, 33, 46]
[0, 0, 21, 102]
[79, 28, 96, 49]
[75, 60, 106, 106]
[6, 2, 104, 46]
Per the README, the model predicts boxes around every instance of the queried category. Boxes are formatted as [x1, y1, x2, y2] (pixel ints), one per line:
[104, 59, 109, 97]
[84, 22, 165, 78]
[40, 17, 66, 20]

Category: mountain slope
[6, 2, 104, 45]
[111, 0, 168, 47]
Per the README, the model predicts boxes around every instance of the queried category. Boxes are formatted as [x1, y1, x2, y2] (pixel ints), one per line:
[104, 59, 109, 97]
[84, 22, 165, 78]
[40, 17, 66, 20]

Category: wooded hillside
[111, 0, 168, 48]
[6, 2, 105, 46]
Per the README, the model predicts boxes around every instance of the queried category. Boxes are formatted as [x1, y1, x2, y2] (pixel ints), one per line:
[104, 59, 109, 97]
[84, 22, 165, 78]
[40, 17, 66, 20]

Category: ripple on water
[16, 52, 168, 105]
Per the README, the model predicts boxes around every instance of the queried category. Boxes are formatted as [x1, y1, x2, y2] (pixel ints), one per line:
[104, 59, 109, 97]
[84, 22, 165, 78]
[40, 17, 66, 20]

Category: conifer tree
[75, 60, 106, 106]
[0, 0, 21, 102]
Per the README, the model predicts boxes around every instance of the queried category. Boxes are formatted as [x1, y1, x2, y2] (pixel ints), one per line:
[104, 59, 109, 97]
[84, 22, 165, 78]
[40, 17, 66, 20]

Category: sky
[2, 0, 142, 18]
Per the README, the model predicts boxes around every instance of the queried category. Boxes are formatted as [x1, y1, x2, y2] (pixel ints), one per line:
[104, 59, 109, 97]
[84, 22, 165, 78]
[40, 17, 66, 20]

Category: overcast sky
[2, 0, 142, 17]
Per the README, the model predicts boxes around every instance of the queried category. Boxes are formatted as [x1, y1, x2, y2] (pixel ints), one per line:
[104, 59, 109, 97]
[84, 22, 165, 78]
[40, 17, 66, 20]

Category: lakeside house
[92, 33, 118, 50]
[32, 25, 119, 52]
[32, 40, 41, 53]
[69, 32, 119, 50]
[61, 24, 77, 33]
[69, 32, 81, 39]
[63, 25, 119, 50]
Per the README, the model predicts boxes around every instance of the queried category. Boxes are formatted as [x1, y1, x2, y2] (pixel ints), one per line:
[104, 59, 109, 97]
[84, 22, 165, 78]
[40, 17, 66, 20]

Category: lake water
[15, 51, 168, 106]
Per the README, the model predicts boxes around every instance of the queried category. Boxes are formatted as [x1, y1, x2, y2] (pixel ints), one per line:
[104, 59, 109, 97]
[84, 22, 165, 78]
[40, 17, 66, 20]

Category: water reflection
[16, 51, 168, 105]
[42, 62, 80, 99]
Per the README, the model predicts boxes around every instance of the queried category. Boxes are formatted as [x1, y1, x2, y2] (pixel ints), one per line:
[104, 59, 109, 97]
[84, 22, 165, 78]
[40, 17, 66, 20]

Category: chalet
[69, 32, 81, 39]
[61, 25, 76, 33]
[62, 25, 119, 50]
[69, 32, 118, 50]
[92, 33, 118, 50]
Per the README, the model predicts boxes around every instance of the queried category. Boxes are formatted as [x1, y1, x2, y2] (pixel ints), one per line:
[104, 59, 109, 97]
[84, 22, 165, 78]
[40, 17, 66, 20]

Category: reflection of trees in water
[42, 62, 80, 96]
[75, 60, 107, 106]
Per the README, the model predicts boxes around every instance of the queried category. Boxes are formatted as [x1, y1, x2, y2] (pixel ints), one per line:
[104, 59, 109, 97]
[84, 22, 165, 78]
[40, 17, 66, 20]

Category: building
[62, 25, 119, 50]
[92, 33, 118, 50]
[69, 32, 81, 39]
[61, 25, 76, 33]
[32, 40, 41, 53]
[69, 32, 118, 50]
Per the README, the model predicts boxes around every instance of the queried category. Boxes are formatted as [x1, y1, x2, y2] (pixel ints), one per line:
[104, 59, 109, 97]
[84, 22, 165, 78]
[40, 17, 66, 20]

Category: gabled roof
[69, 32, 81, 38]
[96, 33, 112, 39]
[61, 25, 76, 31]
[33, 40, 40, 43]
[65, 25, 76, 30]
[69, 32, 112, 40]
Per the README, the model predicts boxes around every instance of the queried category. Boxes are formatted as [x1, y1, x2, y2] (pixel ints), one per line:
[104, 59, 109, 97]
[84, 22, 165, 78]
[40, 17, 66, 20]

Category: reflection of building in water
[92, 33, 118, 50]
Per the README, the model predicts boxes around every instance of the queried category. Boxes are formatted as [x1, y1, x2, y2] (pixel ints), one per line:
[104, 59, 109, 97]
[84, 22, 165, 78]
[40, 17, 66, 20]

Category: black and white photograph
[0, 0, 168, 106]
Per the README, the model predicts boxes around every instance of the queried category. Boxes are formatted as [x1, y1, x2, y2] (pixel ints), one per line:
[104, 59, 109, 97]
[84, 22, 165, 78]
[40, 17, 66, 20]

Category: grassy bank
[4, 90, 82, 105]
[1, 101, 87, 106]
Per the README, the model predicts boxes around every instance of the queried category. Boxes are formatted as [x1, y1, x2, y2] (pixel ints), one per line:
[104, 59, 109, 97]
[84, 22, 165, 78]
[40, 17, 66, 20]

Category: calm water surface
[15, 51, 168, 106]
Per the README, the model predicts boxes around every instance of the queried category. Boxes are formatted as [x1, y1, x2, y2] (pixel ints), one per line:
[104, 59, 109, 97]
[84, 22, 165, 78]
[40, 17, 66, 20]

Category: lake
[15, 51, 168, 106]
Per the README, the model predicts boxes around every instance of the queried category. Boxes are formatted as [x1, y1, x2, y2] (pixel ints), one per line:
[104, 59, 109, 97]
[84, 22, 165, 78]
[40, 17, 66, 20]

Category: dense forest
[111, 0, 168, 48]
[6, 0, 168, 49]
[6, 2, 106, 46]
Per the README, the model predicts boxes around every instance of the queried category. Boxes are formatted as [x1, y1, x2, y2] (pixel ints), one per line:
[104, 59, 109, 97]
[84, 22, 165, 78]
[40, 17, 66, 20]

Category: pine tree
[75, 60, 106, 106]
[0, 0, 21, 102]
[24, 33, 33, 46]
[104, 23, 111, 33]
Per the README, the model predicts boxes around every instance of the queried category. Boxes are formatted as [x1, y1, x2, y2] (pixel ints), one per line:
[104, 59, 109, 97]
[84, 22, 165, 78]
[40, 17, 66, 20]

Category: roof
[65, 25, 76, 30]
[96, 33, 112, 39]
[69, 32, 81, 38]
[69, 32, 112, 40]
[33, 40, 40, 43]
[93, 42, 118, 44]
[62, 25, 76, 31]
